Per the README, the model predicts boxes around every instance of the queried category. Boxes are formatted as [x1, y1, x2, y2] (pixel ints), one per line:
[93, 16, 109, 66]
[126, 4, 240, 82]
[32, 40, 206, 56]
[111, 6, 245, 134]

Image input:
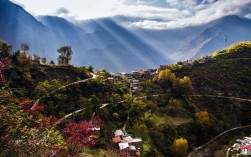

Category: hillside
[0, 41, 251, 157]
[174, 41, 251, 98]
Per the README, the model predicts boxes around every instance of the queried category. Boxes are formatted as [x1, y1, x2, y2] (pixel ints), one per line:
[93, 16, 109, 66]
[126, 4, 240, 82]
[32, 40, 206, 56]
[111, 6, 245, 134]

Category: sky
[10, 0, 251, 29]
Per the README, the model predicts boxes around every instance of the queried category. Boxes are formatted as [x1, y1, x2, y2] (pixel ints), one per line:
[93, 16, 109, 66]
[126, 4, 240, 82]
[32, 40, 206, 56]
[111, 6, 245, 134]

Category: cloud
[10, 0, 26, 8]
[123, 0, 251, 29]
[10, 0, 251, 29]
[123, 0, 169, 8]
[55, 7, 69, 15]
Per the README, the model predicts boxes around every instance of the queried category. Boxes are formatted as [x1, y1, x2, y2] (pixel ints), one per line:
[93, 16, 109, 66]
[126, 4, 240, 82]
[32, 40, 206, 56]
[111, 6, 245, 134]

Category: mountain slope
[175, 41, 251, 98]
[181, 16, 251, 58]
[74, 19, 168, 71]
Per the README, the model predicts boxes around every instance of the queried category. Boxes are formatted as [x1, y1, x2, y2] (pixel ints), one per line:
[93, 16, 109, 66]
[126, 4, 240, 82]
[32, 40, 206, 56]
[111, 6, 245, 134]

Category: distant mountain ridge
[0, 0, 251, 72]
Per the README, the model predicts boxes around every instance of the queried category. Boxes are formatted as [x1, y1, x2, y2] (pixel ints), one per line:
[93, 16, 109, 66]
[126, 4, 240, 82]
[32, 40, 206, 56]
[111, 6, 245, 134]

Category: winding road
[31, 73, 97, 109]
[185, 95, 251, 102]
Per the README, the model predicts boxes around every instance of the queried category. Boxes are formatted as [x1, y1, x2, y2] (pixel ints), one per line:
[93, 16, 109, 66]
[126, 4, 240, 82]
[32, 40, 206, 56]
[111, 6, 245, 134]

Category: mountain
[180, 15, 251, 58]
[0, 0, 251, 72]
[37, 16, 168, 71]
[0, 0, 57, 58]
[130, 15, 251, 61]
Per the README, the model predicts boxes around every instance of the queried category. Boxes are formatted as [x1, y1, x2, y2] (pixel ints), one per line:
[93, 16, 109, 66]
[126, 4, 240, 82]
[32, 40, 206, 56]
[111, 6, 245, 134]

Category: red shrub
[63, 116, 102, 148]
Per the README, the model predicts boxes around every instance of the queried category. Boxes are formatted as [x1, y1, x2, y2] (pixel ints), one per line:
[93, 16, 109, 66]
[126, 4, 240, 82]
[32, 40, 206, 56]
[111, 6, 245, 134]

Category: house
[89, 127, 100, 139]
[129, 138, 143, 149]
[112, 136, 122, 143]
[227, 136, 251, 156]
[129, 145, 137, 155]
[112, 129, 143, 157]
[107, 77, 115, 82]
[143, 70, 151, 76]
[119, 142, 129, 150]
[122, 135, 133, 142]
[114, 129, 124, 137]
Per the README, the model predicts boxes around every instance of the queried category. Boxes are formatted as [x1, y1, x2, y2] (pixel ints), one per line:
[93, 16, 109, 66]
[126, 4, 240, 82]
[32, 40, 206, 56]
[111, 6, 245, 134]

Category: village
[226, 136, 251, 156]
[88, 125, 143, 156]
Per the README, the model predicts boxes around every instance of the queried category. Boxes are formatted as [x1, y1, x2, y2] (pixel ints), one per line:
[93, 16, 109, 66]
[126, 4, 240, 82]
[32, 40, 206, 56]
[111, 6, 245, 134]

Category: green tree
[20, 43, 29, 53]
[41, 57, 47, 64]
[33, 54, 41, 62]
[49, 60, 55, 65]
[0, 40, 12, 57]
[17, 52, 31, 66]
[88, 65, 94, 72]
[57, 46, 73, 65]
[172, 76, 192, 94]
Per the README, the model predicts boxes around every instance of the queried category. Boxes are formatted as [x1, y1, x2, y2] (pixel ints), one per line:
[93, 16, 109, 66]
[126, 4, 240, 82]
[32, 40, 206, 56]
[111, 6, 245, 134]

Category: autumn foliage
[195, 111, 210, 127]
[172, 138, 189, 157]
[0, 57, 11, 83]
[19, 98, 44, 113]
[0, 88, 103, 156]
[0, 97, 66, 156]
[63, 116, 102, 148]
[158, 68, 192, 94]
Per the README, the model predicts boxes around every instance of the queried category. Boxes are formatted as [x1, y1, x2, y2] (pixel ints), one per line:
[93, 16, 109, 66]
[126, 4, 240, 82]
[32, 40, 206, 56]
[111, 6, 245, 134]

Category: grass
[80, 147, 120, 157]
[143, 142, 151, 152]
[145, 112, 192, 126]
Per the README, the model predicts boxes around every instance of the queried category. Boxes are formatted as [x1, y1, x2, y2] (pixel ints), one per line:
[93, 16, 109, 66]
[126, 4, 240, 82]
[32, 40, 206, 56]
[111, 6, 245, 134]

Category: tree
[158, 69, 172, 80]
[195, 111, 210, 127]
[172, 138, 188, 157]
[171, 76, 192, 94]
[17, 52, 31, 66]
[0, 96, 67, 156]
[57, 46, 73, 65]
[88, 65, 94, 72]
[20, 43, 29, 53]
[49, 60, 55, 65]
[63, 116, 102, 148]
[41, 58, 46, 64]
[33, 54, 41, 62]
[0, 40, 12, 57]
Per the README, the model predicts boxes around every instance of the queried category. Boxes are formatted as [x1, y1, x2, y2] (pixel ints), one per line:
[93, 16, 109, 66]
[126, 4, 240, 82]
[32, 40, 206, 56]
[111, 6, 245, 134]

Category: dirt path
[185, 95, 251, 102]
[31, 73, 97, 109]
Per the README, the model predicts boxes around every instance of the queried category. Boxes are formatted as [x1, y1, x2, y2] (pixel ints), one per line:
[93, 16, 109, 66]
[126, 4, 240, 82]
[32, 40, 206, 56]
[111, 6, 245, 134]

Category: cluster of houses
[125, 72, 142, 94]
[226, 136, 251, 156]
[160, 56, 215, 70]
[112, 129, 143, 157]
[108, 69, 158, 94]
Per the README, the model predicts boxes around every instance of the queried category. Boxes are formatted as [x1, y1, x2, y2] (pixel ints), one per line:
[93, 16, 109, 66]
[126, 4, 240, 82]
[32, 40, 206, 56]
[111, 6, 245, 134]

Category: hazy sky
[10, 0, 251, 29]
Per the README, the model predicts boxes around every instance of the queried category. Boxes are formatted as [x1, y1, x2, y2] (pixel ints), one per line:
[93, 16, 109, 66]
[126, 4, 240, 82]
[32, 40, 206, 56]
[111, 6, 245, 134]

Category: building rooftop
[114, 129, 124, 137]
[119, 142, 129, 150]
[112, 136, 122, 143]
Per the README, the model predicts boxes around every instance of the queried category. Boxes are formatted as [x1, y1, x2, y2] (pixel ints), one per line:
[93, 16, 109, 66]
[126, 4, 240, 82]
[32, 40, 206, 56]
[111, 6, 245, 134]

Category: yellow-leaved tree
[172, 138, 189, 157]
[171, 75, 192, 94]
[158, 69, 172, 80]
[195, 111, 210, 127]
